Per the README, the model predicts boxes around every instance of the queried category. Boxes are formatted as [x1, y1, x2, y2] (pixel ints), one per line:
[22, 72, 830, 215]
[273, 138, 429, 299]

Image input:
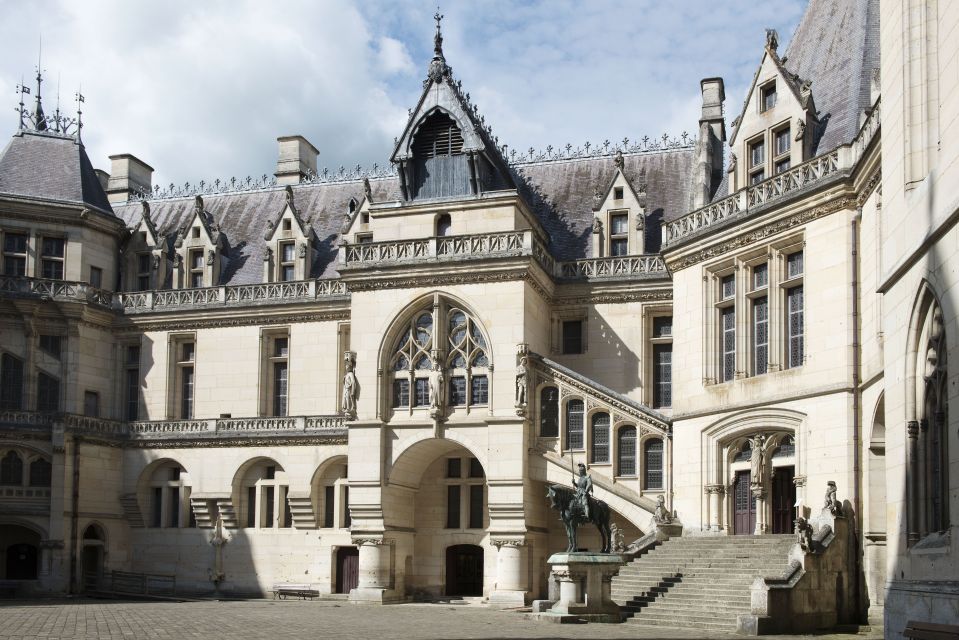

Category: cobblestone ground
[0, 599, 882, 640]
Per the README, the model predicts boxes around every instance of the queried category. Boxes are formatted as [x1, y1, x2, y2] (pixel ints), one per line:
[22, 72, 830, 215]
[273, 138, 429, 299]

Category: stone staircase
[611, 535, 796, 633]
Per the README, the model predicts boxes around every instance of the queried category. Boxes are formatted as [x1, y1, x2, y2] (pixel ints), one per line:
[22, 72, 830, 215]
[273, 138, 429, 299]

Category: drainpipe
[69, 435, 81, 593]
[851, 209, 863, 621]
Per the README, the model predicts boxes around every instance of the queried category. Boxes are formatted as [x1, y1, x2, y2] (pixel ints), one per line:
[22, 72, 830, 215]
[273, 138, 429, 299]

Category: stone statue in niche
[341, 352, 358, 419]
[653, 494, 672, 524]
[728, 152, 737, 173]
[592, 217, 603, 234]
[795, 516, 814, 552]
[824, 480, 842, 516]
[429, 361, 445, 416]
[515, 355, 529, 409]
[749, 435, 767, 488]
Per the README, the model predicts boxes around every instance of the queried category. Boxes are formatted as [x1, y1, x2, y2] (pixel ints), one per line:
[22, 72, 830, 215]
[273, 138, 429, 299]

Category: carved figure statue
[653, 494, 672, 524]
[795, 516, 814, 552]
[795, 119, 806, 141]
[572, 463, 593, 520]
[824, 481, 842, 515]
[609, 523, 626, 553]
[613, 149, 625, 170]
[728, 152, 737, 173]
[515, 355, 529, 407]
[342, 352, 358, 419]
[592, 218, 603, 234]
[209, 515, 228, 586]
[363, 177, 373, 203]
[429, 361, 445, 411]
[547, 481, 612, 553]
[750, 435, 766, 487]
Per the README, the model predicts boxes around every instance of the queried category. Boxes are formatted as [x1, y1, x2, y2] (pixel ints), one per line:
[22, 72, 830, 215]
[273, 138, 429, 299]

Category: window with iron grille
[653, 344, 672, 408]
[449, 376, 467, 406]
[652, 316, 672, 338]
[0, 353, 23, 410]
[618, 426, 637, 476]
[40, 237, 64, 279]
[566, 399, 584, 450]
[721, 307, 736, 382]
[721, 274, 735, 300]
[470, 375, 488, 405]
[540, 387, 559, 437]
[786, 250, 804, 279]
[2, 232, 27, 276]
[752, 263, 768, 290]
[591, 413, 610, 463]
[753, 296, 768, 375]
[644, 439, 664, 489]
[787, 286, 804, 368]
[37, 372, 60, 412]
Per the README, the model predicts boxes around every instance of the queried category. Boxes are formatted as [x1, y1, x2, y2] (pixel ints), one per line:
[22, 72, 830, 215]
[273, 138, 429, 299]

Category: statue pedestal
[534, 553, 624, 623]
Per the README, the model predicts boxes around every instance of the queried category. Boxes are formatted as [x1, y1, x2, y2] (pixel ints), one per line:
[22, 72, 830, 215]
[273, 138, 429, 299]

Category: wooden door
[771, 466, 796, 534]
[733, 470, 756, 535]
[335, 547, 359, 594]
[445, 545, 484, 597]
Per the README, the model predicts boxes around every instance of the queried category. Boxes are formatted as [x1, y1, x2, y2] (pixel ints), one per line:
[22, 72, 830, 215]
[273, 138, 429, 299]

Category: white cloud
[0, 0, 807, 186]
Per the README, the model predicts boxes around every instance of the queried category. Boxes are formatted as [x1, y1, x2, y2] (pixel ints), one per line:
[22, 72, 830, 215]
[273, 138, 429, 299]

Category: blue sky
[0, 0, 806, 185]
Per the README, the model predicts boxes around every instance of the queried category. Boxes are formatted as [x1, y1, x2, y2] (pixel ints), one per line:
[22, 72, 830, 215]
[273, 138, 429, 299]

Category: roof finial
[75, 87, 85, 141]
[33, 42, 47, 131]
[765, 28, 779, 52]
[427, 7, 449, 82]
[15, 76, 30, 130]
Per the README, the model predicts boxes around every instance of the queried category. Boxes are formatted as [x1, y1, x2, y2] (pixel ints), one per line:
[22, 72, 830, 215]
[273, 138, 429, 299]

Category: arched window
[447, 308, 490, 407]
[540, 387, 558, 437]
[241, 460, 290, 529]
[0, 451, 23, 485]
[147, 463, 192, 529]
[734, 439, 752, 462]
[0, 353, 23, 410]
[591, 413, 610, 463]
[566, 400, 584, 450]
[920, 302, 949, 533]
[389, 301, 490, 414]
[644, 439, 664, 489]
[772, 435, 795, 458]
[29, 458, 51, 487]
[618, 427, 637, 476]
[436, 213, 452, 237]
[413, 111, 464, 159]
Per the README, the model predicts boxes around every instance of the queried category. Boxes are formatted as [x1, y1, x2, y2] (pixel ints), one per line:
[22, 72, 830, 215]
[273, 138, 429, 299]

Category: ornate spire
[33, 66, 47, 131]
[427, 8, 450, 82]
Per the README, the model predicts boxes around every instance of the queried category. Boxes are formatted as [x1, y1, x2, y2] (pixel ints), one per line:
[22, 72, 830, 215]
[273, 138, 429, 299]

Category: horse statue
[546, 484, 613, 553]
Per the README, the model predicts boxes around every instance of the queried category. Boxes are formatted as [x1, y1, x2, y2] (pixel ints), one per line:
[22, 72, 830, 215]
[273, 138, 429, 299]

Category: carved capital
[906, 420, 919, 438]
[490, 538, 526, 549]
[704, 483, 725, 495]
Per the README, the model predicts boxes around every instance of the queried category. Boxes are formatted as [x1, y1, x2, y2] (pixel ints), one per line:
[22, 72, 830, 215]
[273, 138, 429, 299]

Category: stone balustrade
[0, 410, 345, 442]
[116, 279, 348, 313]
[664, 98, 879, 247]
[558, 255, 668, 280]
[0, 275, 113, 308]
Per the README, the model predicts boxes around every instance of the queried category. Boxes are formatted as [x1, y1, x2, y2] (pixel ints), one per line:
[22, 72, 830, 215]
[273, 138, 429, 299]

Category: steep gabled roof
[263, 185, 313, 241]
[0, 130, 114, 215]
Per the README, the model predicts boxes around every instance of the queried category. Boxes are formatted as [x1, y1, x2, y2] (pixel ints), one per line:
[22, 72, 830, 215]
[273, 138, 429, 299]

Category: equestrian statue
[547, 462, 613, 553]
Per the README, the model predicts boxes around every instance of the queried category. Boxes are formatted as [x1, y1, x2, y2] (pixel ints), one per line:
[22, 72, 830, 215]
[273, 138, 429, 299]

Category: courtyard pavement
[0, 598, 882, 640]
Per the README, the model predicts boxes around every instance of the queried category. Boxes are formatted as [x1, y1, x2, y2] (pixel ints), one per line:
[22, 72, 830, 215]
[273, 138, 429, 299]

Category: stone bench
[904, 620, 959, 640]
[271, 583, 319, 600]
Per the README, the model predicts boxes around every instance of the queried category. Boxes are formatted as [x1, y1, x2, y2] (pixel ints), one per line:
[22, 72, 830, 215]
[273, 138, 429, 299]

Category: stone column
[705, 484, 725, 531]
[350, 537, 393, 603]
[906, 420, 920, 545]
[550, 569, 583, 614]
[489, 538, 527, 607]
[753, 487, 766, 535]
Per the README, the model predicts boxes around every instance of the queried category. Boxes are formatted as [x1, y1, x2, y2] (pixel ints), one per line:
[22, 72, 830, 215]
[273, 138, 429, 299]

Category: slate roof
[0, 131, 114, 215]
[782, 0, 879, 154]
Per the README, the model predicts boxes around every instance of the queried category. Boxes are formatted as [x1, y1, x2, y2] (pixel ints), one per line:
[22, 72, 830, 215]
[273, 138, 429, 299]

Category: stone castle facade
[0, 0, 956, 636]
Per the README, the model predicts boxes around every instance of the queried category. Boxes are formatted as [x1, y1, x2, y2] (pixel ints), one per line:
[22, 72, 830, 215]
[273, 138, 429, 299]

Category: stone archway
[0, 524, 41, 580]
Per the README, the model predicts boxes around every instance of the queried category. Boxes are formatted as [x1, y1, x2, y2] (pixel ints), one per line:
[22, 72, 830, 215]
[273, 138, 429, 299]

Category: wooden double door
[445, 544, 483, 597]
[733, 466, 796, 535]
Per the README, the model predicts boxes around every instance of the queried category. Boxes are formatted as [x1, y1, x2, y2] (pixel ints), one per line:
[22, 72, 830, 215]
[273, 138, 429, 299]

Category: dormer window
[279, 242, 296, 282]
[760, 81, 777, 112]
[774, 126, 791, 174]
[609, 213, 628, 256]
[192, 227, 200, 239]
[613, 187, 624, 200]
[137, 253, 151, 291]
[414, 112, 464, 158]
[282, 219, 292, 232]
[189, 249, 204, 288]
[749, 138, 766, 184]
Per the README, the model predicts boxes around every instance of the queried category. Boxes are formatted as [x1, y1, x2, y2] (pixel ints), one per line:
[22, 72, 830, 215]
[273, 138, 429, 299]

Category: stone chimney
[275, 135, 320, 185]
[94, 169, 110, 192]
[106, 154, 154, 204]
[693, 77, 726, 208]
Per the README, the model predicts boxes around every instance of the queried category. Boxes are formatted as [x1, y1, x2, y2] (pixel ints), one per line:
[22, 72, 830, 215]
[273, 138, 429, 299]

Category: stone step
[620, 562, 788, 573]
[629, 597, 752, 613]
[614, 575, 757, 586]
[626, 613, 739, 632]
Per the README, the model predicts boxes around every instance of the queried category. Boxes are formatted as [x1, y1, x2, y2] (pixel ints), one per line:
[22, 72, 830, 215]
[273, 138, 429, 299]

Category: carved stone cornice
[490, 538, 527, 549]
[553, 289, 672, 306]
[352, 537, 394, 546]
[345, 268, 530, 292]
[666, 197, 854, 271]
[116, 310, 350, 333]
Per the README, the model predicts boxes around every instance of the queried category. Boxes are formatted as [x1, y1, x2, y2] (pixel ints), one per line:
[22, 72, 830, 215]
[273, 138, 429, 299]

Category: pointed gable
[390, 13, 514, 201]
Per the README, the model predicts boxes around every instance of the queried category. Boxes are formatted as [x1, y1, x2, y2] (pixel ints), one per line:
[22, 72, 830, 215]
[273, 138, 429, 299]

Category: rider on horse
[572, 463, 593, 520]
